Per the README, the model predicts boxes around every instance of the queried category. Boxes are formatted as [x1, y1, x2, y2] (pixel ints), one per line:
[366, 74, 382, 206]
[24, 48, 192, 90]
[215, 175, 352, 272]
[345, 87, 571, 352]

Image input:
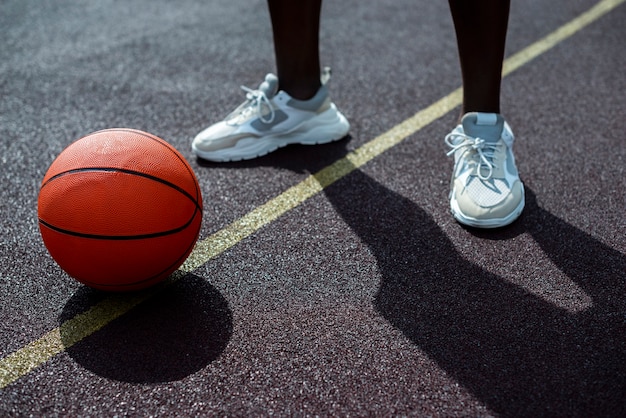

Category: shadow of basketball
[59, 273, 232, 384]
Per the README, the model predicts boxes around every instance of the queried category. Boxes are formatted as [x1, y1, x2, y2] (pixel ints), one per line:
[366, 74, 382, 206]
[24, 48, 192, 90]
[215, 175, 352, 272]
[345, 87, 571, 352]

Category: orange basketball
[38, 129, 203, 292]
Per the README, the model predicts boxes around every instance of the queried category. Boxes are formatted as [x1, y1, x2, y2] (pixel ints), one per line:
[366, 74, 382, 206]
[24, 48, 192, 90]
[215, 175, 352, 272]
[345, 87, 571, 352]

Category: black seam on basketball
[41, 167, 202, 212]
[38, 205, 201, 241]
[95, 128, 202, 204]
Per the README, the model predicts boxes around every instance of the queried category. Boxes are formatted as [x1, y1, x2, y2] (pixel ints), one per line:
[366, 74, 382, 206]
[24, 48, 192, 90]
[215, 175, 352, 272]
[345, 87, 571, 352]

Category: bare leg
[267, 0, 322, 100]
[448, 0, 510, 115]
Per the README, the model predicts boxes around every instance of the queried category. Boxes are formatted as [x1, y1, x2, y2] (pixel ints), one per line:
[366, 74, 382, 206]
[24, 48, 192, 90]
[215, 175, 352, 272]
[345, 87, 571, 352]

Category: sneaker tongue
[462, 112, 504, 143]
[259, 73, 279, 98]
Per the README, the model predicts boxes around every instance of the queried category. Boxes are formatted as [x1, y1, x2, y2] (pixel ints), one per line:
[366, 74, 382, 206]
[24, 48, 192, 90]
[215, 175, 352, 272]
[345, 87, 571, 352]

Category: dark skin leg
[268, 0, 322, 100]
[267, 0, 510, 110]
[448, 0, 510, 115]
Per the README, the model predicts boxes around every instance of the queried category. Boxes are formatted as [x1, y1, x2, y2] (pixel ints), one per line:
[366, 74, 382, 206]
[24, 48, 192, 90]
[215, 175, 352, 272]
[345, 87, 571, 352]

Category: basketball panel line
[38, 208, 201, 241]
[41, 167, 202, 211]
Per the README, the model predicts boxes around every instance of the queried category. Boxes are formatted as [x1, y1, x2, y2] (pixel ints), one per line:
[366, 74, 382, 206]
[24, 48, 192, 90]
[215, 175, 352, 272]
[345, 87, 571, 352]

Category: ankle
[278, 81, 321, 101]
[282, 86, 320, 101]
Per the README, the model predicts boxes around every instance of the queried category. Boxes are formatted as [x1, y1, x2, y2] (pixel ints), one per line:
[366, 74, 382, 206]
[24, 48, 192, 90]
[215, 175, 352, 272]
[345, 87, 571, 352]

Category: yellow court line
[1, 0, 623, 390]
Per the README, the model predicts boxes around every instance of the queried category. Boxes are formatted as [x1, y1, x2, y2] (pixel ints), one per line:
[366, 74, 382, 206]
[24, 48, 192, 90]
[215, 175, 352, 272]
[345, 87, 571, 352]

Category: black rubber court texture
[1, 0, 625, 416]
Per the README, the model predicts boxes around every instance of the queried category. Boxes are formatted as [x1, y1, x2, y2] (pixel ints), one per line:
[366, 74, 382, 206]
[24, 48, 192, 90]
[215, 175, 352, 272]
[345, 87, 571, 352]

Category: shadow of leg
[323, 165, 626, 417]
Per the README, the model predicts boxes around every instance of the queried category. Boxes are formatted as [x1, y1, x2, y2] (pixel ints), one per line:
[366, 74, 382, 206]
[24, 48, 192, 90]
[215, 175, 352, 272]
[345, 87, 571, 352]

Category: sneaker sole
[450, 185, 525, 229]
[193, 105, 350, 162]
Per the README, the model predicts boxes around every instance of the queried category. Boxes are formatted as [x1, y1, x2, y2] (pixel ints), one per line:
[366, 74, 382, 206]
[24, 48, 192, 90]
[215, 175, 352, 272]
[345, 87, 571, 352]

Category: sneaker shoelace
[237, 85, 276, 124]
[445, 132, 499, 181]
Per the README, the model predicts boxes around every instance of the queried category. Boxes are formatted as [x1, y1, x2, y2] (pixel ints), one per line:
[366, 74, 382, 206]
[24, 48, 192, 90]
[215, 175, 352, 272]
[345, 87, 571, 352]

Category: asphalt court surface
[1, 0, 625, 416]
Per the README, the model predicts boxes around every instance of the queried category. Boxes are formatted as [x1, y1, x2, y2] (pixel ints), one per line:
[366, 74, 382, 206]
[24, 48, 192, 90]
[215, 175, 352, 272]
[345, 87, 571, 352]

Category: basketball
[38, 129, 203, 292]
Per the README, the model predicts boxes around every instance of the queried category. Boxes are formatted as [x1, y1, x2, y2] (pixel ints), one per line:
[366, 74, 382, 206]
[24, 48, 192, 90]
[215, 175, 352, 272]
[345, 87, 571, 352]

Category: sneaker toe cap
[452, 179, 524, 220]
[192, 122, 248, 152]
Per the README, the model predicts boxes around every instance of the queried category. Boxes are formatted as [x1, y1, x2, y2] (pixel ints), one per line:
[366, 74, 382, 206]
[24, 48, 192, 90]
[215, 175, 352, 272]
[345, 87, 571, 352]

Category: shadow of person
[59, 273, 233, 384]
[321, 165, 626, 417]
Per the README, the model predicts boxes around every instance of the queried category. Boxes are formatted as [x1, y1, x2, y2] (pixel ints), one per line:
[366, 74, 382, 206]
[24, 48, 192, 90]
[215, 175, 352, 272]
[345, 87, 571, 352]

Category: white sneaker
[192, 69, 350, 162]
[445, 112, 525, 228]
